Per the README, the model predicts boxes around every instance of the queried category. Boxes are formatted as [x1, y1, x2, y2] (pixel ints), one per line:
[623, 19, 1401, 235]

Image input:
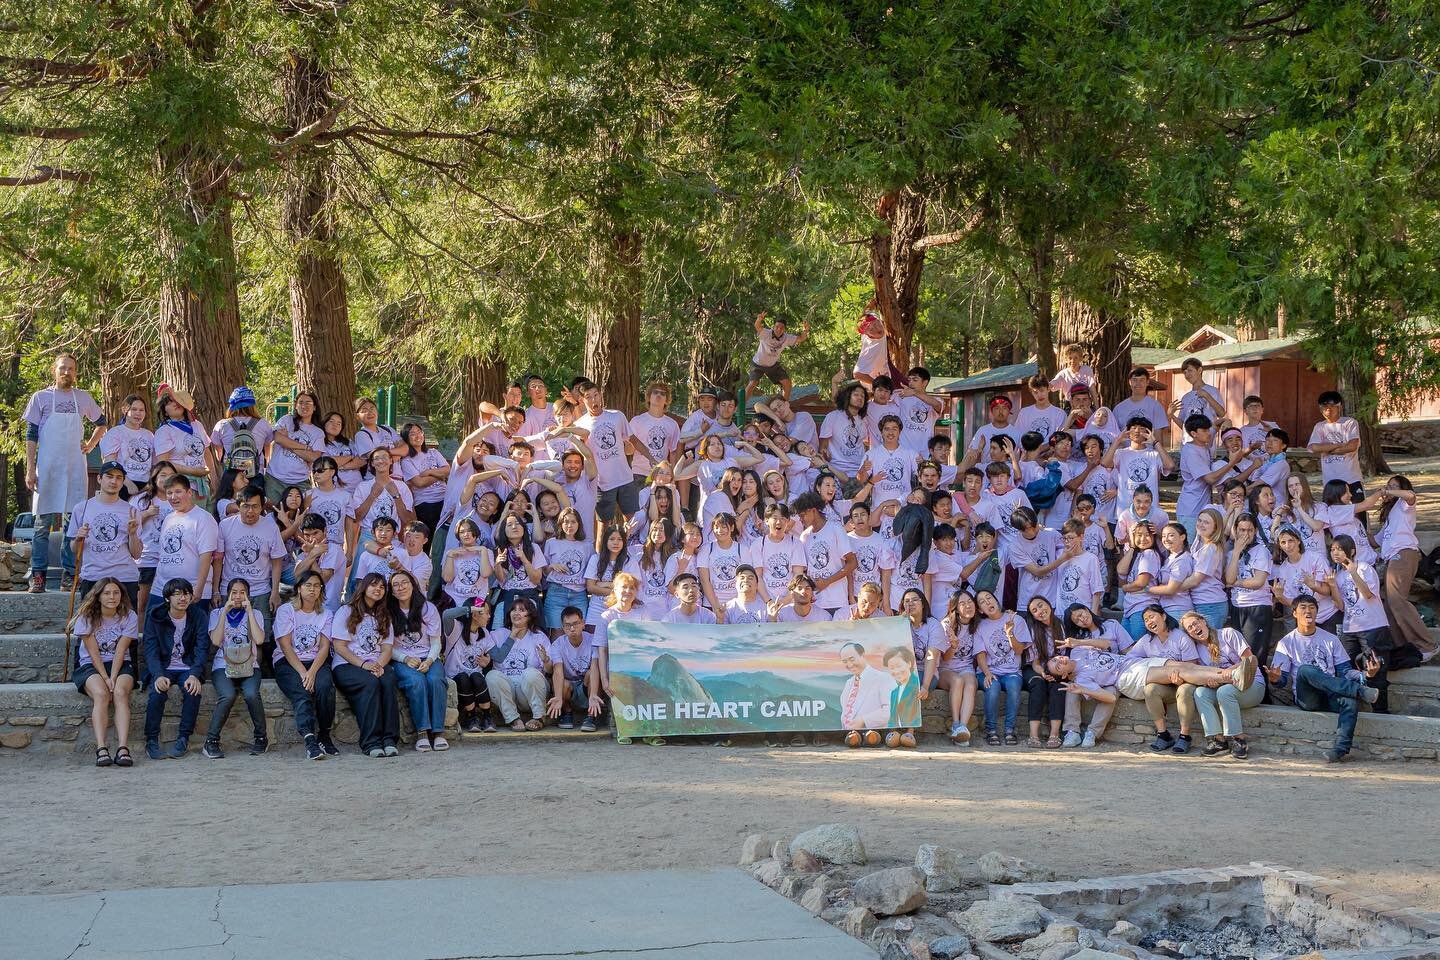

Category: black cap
[99, 460, 126, 476]
[697, 386, 718, 399]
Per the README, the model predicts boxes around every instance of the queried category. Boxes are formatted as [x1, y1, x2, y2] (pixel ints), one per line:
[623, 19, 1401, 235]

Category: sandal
[95, 747, 113, 768]
[1045, 736, 1062, 749]
[510, 719, 526, 732]
[1004, 731, 1019, 746]
[1026, 736, 1043, 748]
[524, 719, 544, 731]
[985, 731, 1001, 746]
[114, 746, 133, 767]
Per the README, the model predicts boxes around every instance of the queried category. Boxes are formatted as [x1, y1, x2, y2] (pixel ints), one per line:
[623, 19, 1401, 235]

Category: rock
[1179, 944, 1196, 958]
[800, 876, 833, 914]
[791, 849, 822, 874]
[752, 859, 784, 886]
[906, 935, 934, 960]
[1038, 944, 1083, 960]
[772, 839, 791, 867]
[977, 851, 1055, 885]
[1068, 950, 1136, 960]
[951, 898, 1045, 943]
[1020, 921, 1081, 958]
[930, 934, 973, 959]
[893, 917, 916, 934]
[1106, 922, 1143, 945]
[791, 823, 867, 865]
[916, 844, 967, 893]
[842, 906, 878, 939]
[0, 731, 32, 749]
[779, 875, 804, 899]
[853, 867, 928, 917]
[822, 905, 849, 922]
[739, 834, 778, 866]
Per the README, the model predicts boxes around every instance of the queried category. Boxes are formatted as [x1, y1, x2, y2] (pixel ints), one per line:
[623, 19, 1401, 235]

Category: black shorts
[749, 361, 789, 385]
[73, 658, 136, 694]
[595, 480, 640, 521]
[138, 567, 157, 586]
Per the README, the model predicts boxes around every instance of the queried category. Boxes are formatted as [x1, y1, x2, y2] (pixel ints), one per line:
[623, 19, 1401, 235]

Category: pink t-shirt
[217, 514, 286, 596]
[400, 448, 449, 505]
[575, 409, 633, 491]
[99, 425, 155, 484]
[628, 412, 679, 476]
[73, 611, 139, 667]
[270, 421, 326, 484]
[347, 477, 415, 533]
[68, 497, 139, 583]
[328, 607, 393, 668]
[155, 506, 219, 599]
[271, 603, 331, 664]
[974, 613, 1025, 675]
[391, 601, 441, 660]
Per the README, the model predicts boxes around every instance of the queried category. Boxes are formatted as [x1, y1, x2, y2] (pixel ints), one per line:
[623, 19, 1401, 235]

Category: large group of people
[20, 312, 1435, 767]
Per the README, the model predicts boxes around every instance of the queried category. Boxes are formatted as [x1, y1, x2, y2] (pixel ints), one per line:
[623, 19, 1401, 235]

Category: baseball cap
[697, 386, 718, 399]
[99, 460, 126, 476]
[1069, 384, 1090, 397]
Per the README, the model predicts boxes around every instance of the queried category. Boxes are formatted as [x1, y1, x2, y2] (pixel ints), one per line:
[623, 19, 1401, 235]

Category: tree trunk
[97, 310, 152, 424]
[869, 187, 928, 372]
[584, 229, 643, 416]
[1275, 302, 1287, 338]
[410, 363, 430, 418]
[1028, 229, 1057, 377]
[156, 143, 246, 425]
[687, 296, 735, 399]
[1057, 267, 1130, 409]
[1332, 289, 1388, 475]
[461, 347, 507, 433]
[283, 50, 356, 419]
[1236, 314, 1267, 342]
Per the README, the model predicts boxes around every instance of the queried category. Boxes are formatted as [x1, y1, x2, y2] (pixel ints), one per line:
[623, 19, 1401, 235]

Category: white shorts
[1117, 657, 1169, 700]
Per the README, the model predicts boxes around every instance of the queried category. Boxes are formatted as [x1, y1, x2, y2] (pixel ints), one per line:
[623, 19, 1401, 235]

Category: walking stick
[61, 501, 89, 684]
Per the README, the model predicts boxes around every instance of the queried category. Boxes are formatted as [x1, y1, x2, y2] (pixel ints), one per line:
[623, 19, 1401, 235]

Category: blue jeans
[981, 672, 1022, 733]
[1122, 610, 1148, 643]
[30, 512, 76, 577]
[543, 585, 587, 631]
[393, 660, 450, 733]
[1294, 665, 1364, 755]
[1194, 602, 1228, 631]
[144, 669, 202, 742]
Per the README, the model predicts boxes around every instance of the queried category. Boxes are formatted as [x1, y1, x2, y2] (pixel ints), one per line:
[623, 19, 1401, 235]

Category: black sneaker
[482, 717, 498, 733]
[462, 716, 482, 734]
[168, 736, 189, 759]
[1202, 736, 1230, 757]
[1325, 747, 1349, 763]
[202, 739, 225, 760]
[250, 735, 268, 756]
[1230, 737, 1249, 760]
[1171, 734, 1193, 755]
[146, 740, 162, 760]
[305, 736, 324, 761]
[1149, 731, 1175, 752]
[318, 736, 339, 756]
[580, 717, 598, 733]
[558, 712, 575, 730]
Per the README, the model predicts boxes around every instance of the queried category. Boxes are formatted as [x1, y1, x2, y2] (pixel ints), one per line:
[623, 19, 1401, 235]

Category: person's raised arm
[1100, 433, 1126, 469]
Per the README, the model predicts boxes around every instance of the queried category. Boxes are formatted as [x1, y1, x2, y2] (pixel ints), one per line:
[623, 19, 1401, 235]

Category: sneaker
[1325, 747, 1349, 763]
[949, 722, 967, 742]
[462, 717, 482, 734]
[383, 744, 399, 757]
[431, 736, 449, 752]
[168, 736, 189, 759]
[60, 572, 75, 591]
[249, 736, 268, 756]
[1230, 737, 1249, 760]
[415, 737, 432, 753]
[954, 726, 971, 745]
[27, 572, 46, 594]
[580, 717, 597, 733]
[1202, 736, 1230, 757]
[305, 736, 324, 761]
[146, 740, 162, 760]
[1080, 730, 1097, 748]
[367, 747, 385, 758]
[1359, 684, 1381, 705]
[482, 718, 498, 733]
[558, 712, 575, 730]
[1061, 730, 1082, 748]
[201, 739, 224, 760]
[1149, 731, 1175, 752]
[1171, 734, 1193, 755]
[1233, 654, 1258, 692]
[318, 736, 339, 756]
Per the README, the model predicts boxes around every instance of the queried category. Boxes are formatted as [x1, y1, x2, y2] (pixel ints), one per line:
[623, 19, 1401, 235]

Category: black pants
[453, 671, 492, 717]
[333, 662, 400, 752]
[1231, 603, 1276, 666]
[1338, 625, 1410, 714]
[274, 659, 336, 739]
[414, 501, 443, 548]
[1021, 667, 1066, 725]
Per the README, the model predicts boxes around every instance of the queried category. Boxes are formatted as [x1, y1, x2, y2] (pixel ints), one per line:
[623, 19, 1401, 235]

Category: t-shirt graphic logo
[766, 555, 789, 581]
[595, 425, 617, 453]
[319, 502, 342, 527]
[563, 557, 583, 577]
[162, 530, 184, 556]
[55, 397, 78, 414]
[809, 543, 831, 570]
[885, 460, 905, 483]
[1063, 568, 1081, 593]
[234, 537, 263, 568]
[127, 443, 151, 468]
[714, 556, 739, 584]
[92, 514, 122, 546]
[293, 625, 320, 658]
[186, 435, 206, 460]
[1129, 464, 1150, 484]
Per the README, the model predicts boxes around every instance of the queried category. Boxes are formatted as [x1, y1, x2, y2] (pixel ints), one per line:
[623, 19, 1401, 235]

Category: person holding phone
[200, 579, 267, 759]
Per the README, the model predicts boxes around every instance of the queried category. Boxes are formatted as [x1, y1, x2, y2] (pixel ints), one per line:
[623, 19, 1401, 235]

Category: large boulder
[854, 867, 929, 917]
[951, 898, 1045, 943]
[791, 823, 867, 865]
[916, 844, 967, 893]
[842, 906, 878, 939]
[977, 851, 1055, 885]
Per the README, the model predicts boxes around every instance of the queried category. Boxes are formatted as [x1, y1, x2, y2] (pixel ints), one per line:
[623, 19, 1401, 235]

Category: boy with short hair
[962, 395, 1022, 469]
[546, 607, 604, 732]
[1238, 395, 1278, 454]
[745, 311, 809, 403]
[1173, 357, 1226, 424]
[1112, 369, 1169, 448]
[1050, 344, 1095, 399]
[1177, 414, 1243, 535]
[1015, 374, 1064, 443]
[664, 573, 718, 624]
[628, 381, 680, 483]
[1057, 519, 1104, 615]
[1250, 428, 1292, 509]
[1308, 391, 1363, 499]
[1104, 416, 1173, 517]
[897, 366, 943, 455]
[927, 434, 958, 486]
[864, 375, 903, 445]
[857, 414, 919, 509]
[770, 573, 831, 622]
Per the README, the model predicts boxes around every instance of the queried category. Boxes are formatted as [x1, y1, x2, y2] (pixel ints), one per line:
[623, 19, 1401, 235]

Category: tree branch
[0, 165, 94, 186]
[0, 55, 145, 81]
[271, 96, 348, 161]
[912, 206, 986, 251]
[0, 123, 92, 140]
[316, 123, 495, 142]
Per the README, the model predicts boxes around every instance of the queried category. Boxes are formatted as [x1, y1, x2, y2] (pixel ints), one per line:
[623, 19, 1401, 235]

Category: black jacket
[142, 603, 211, 685]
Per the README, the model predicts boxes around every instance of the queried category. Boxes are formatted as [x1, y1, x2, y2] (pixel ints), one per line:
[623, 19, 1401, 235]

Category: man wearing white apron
[23, 353, 107, 593]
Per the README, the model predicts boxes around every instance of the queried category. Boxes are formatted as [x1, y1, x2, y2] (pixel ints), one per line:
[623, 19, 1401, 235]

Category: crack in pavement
[61, 895, 105, 960]
[419, 933, 837, 959]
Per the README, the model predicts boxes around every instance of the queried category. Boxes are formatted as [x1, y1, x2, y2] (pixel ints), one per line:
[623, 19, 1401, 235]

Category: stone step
[0, 633, 69, 684]
[0, 589, 77, 634]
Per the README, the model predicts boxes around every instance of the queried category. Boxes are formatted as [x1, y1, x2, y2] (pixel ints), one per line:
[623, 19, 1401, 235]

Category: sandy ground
[4, 739, 1440, 908]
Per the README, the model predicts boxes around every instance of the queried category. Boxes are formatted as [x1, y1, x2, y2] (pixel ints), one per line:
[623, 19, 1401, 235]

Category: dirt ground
[4, 739, 1439, 908]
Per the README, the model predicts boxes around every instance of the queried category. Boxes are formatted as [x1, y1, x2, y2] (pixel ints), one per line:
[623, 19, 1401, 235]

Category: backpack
[1023, 460, 1064, 510]
[226, 418, 260, 478]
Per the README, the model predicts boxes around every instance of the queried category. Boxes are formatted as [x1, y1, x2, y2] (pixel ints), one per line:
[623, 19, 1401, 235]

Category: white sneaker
[431, 736, 449, 752]
[1081, 730, 1097, 748]
[1062, 730, 1082, 748]
[415, 737, 432, 752]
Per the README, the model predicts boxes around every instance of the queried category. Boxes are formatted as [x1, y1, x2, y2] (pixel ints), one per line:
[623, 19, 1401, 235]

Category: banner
[607, 616, 918, 739]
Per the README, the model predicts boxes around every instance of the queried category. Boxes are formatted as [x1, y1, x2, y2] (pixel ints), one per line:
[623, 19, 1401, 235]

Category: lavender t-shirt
[272, 603, 331, 664]
[975, 613, 1025, 675]
[575, 409, 633, 492]
[217, 514, 286, 596]
[73, 611, 139, 667]
[68, 497, 139, 583]
[328, 608, 392, 668]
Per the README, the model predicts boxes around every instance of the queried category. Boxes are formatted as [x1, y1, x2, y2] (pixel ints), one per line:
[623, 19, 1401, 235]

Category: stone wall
[1380, 420, 1440, 456]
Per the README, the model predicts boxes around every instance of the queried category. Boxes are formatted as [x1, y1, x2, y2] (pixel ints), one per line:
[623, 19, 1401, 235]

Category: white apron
[35, 390, 87, 517]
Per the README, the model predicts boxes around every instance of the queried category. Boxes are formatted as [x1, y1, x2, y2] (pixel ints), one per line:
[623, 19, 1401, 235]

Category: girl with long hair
[388, 570, 448, 752]
[397, 422, 450, 545]
[1019, 595, 1066, 748]
[933, 589, 980, 744]
[268, 389, 324, 504]
[1226, 513, 1275, 665]
[972, 589, 1027, 745]
[624, 519, 676, 619]
[99, 394, 154, 499]
[1178, 611, 1261, 759]
[70, 578, 139, 766]
[1361, 476, 1437, 659]
[272, 570, 337, 759]
[443, 597, 497, 733]
[134, 461, 178, 613]
[330, 573, 399, 758]
[543, 507, 591, 633]
[493, 512, 545, 624]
